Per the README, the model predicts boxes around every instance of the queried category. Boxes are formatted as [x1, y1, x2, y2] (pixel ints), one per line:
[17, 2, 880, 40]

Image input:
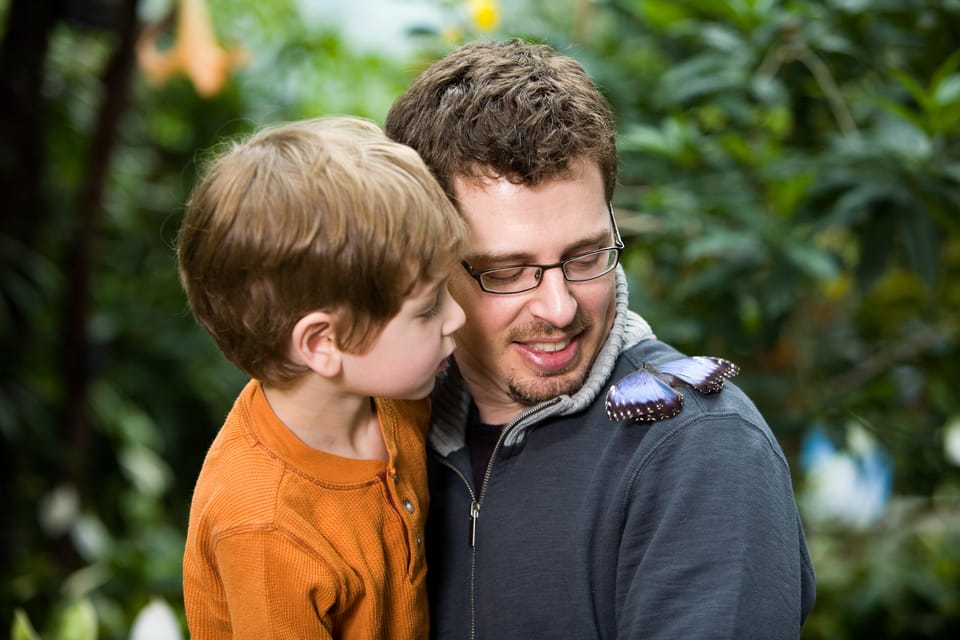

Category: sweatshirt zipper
[435, 398, 560, 640]
[472, 399, 560, 546]
[431, 457, 481, 639]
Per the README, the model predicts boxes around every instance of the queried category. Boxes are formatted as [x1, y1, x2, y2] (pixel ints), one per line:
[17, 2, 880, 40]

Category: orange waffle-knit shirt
[183, 380, 430, 639]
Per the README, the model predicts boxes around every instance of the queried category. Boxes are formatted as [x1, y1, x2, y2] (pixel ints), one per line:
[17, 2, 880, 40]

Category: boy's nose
[445, 294, 466, 334]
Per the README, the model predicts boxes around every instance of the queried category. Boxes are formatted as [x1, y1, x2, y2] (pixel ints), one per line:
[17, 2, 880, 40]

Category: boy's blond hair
[177, 116, 467, 386]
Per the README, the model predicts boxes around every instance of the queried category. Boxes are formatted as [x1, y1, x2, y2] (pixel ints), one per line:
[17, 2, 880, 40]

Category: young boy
[177, 116, 468, 639]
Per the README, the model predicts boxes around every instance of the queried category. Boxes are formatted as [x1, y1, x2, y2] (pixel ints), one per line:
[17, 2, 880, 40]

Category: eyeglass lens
[479, 248, 619, 293]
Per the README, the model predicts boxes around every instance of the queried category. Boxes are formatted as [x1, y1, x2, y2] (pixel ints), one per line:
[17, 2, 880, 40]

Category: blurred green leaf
[11, 610, 41, 640]
[51, 599, 97, 640]
[783, 242, 840, 282]
[119, 446, 173, 497]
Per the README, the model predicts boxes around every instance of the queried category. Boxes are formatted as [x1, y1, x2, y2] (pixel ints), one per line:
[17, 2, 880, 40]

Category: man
[386, 39, 816, 639]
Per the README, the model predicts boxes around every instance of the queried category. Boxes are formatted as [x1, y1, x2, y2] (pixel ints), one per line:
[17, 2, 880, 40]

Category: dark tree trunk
[0, 0, 66, 239]
[62, 0, 141, 484]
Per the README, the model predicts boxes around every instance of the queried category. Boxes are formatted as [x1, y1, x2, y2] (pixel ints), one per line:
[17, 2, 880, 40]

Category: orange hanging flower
[136, 0, 247, 98]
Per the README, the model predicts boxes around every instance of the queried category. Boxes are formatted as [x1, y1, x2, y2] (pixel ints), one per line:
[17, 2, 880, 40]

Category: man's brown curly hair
[385, 39, 618, 203]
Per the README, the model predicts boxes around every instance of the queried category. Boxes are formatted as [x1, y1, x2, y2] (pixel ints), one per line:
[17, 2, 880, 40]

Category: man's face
[449, 159, 618, 425]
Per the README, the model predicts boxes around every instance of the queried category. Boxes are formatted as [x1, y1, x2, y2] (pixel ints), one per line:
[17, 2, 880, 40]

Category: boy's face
[448, 159, 619, 424]
[339, 276, 465, 400]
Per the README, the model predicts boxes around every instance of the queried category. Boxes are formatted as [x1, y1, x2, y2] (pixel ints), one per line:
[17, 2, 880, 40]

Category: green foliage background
[2, 0, 959, 637]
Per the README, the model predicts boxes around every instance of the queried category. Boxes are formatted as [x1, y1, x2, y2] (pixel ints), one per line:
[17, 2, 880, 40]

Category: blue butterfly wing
[605, 367, 683, 423]
[657, 356, 739, 394]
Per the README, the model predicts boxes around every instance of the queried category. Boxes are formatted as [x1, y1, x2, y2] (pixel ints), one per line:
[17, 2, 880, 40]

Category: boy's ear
[290, 311, 342, 378]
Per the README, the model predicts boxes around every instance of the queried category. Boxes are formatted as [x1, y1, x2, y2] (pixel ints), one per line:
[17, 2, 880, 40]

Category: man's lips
[513, 335, 580, 372]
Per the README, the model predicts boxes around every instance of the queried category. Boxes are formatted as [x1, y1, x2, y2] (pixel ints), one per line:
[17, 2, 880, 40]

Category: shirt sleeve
[615, 413, 811, 639]
[187, 528, 340, 640]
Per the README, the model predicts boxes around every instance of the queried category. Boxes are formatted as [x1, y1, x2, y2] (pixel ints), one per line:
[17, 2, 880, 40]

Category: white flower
[944, 416, 960, 467]
[129, 599, 183, 640]
[800, 423, 892, 528]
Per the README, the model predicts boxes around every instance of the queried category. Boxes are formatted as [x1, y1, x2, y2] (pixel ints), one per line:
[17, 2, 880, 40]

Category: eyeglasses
[460, 203, 624, 295]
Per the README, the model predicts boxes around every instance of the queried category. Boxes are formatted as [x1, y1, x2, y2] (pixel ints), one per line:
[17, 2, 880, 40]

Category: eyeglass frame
[460, 203, 625, 295]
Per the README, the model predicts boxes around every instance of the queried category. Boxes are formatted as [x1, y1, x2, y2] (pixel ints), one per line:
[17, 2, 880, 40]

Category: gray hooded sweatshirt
[425, 268, 816, 639]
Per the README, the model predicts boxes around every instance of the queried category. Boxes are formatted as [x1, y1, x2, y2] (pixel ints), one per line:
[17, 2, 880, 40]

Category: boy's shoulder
[189, 411, 286, 525]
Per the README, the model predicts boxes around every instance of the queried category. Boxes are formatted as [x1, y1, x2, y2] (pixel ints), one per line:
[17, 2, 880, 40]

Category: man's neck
[458, 374, 526, 426]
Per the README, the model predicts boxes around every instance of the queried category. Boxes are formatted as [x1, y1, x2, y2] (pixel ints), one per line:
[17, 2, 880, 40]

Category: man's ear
[290, 311, 342, 378]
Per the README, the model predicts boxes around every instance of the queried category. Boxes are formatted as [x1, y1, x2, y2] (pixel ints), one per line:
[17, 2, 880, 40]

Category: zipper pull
[469, 501, 480, 548]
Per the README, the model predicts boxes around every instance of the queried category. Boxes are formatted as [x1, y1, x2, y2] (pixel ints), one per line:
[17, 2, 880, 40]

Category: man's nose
[526, 267, 578, 328]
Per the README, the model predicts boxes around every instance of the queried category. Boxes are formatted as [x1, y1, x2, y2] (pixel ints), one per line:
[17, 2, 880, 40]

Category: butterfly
[605, 356, 740, 423]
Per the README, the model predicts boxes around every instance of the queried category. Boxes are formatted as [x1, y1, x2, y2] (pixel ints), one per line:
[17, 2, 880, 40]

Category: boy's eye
[420, 292, 443, 318]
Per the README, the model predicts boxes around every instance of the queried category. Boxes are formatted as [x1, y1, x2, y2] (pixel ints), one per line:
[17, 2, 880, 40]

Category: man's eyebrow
[467, 229, 612, 265]
[466, 250, 537, 265]
[566, 229, 613, 253]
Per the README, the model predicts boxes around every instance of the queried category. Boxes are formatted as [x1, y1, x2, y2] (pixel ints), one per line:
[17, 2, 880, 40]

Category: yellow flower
[468, 0, 500, 32]
[136, 0, 247, 98]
